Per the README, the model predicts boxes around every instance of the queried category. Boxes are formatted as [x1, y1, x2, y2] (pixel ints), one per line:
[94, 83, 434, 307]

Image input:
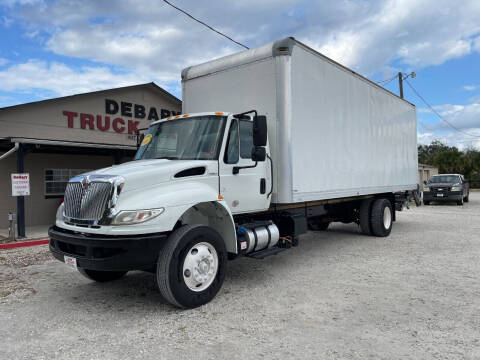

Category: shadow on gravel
[62, 271, 172, 311]
[53, 223, 382, 312]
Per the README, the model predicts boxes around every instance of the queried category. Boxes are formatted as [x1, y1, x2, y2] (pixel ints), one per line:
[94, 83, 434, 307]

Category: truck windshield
[429, 175, 461, 184]
[135, 116, 225, 161]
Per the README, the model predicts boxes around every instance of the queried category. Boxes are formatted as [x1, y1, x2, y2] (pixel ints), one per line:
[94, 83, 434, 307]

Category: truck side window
[240, 121, 254, 159]
[224, 119, 239, 164]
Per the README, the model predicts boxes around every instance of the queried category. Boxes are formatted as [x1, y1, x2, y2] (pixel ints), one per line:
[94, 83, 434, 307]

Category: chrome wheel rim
[383, 206, 392, 229]
[182, 242, 218, 292]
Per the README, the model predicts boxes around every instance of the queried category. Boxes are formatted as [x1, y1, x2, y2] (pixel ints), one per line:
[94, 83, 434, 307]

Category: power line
[404, 78, 480, 139]
[161, 0, 249, 50]
[376, 75, 397, 86]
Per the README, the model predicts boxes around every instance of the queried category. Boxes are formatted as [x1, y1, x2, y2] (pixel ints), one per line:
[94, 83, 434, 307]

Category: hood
[91, 159, 217, 192]
[428, 182, 456, 187]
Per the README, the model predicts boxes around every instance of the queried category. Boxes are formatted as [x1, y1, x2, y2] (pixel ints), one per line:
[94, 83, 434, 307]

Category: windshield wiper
[154, 156, 180, 160]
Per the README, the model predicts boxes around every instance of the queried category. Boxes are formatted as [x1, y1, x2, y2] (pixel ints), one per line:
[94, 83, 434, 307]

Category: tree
[418, 141, 480, 186]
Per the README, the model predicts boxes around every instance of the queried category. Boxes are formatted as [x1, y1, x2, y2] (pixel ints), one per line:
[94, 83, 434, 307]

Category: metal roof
[0, 82, 181, 112]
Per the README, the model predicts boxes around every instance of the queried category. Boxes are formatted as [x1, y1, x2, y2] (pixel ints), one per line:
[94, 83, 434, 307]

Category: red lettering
[128, 120, 140, 134]
[80, 113, 95, 130]
[63, 111, 78, 128]
[96, 115, 110, 131]
[113, 118, 125, 133]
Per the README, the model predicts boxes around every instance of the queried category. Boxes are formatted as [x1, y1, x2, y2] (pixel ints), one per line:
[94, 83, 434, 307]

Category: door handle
[260, 178, 266, 194]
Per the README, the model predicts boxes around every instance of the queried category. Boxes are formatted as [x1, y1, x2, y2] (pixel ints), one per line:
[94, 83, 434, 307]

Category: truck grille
[431, 186, 451, 194]
[64, 182, 113, 221]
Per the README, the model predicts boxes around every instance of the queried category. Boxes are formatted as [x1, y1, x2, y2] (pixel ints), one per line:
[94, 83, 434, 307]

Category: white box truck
[49, 37, 418, 308]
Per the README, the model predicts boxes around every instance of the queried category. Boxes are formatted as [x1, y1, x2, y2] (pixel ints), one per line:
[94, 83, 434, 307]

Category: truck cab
[49, 111, 273, 308]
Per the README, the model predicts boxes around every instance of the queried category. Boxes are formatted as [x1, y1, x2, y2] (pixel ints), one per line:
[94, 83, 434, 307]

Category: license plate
[64, 255, 77, 270]
[436, 193, 444, 197]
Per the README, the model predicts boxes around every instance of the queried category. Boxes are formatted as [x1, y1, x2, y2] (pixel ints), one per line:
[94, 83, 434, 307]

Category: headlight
[423, 187, 430, 192]
[112, 208, 164, 225]
[451, 186, 461, 191]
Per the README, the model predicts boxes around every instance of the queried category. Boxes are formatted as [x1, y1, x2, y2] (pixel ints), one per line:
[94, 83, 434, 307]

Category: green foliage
[419, 140, 480, 186]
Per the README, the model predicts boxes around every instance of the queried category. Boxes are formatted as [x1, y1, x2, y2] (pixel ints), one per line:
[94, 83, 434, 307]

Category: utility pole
[398, 72, 404, 99]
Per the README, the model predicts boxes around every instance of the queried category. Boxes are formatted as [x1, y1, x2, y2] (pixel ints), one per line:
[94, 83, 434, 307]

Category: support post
[16, 144, 26, 238]
[113, 150, 123, 165]
[398, 72, 404, 99]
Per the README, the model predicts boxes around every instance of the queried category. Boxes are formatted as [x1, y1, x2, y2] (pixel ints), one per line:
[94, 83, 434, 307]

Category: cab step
[246, 246, 287, 259]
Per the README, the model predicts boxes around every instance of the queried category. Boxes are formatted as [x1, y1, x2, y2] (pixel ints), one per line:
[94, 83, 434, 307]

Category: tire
[78, 268, 127, 282]
[457, 197, 464, 206]
[464, 193, 469, 203]
[156, 224, 227, 309]
[423, 200, 430, 205]
[307, 217, 330, 231]
[370, 198, 393, 237]
[359, 199, 374, 235]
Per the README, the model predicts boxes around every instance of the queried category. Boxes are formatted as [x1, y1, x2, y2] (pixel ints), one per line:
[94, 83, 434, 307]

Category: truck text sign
[62, 99, 181, 135]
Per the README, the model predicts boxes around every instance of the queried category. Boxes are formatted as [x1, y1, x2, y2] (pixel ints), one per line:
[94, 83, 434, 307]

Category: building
[0, 83, 181, 236]
[418, 163, 439, 187]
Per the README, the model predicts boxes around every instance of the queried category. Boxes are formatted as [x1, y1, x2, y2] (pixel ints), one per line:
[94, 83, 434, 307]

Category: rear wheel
[156, 224, 227, 309]
[370, 199, 393, 237]
[423, 200, 430, 205]
[78, 269, 127, 282]
[359, 199, 374, 235]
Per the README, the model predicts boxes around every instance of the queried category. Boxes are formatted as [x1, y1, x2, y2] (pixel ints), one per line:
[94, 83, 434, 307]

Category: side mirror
[251, 146, 266, 162]
[253, 115, 267, 147]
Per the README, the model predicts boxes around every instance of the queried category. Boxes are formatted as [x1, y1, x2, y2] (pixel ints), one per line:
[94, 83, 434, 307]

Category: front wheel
[464, 193, 469, 203]
[78, 268, 127, 282]
[157, 225, 227, 309]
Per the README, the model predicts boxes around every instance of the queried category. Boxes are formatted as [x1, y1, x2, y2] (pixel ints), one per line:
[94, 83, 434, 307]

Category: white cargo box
[182, 37, 418, 204]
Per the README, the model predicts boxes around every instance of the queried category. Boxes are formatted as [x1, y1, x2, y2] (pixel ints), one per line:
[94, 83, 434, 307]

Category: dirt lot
[1, 194, 479, 360]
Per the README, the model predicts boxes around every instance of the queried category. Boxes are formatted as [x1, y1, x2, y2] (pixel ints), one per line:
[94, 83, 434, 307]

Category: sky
[1, 0, 480, 149]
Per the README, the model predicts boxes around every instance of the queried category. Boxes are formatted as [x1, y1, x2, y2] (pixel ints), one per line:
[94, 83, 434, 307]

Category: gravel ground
[1, 194, 479, 360]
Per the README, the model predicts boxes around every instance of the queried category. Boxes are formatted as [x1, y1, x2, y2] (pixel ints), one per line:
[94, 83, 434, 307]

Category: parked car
[423, 174, 469, 206]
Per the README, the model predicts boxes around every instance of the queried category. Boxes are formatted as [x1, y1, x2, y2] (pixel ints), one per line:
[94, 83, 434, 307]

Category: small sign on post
[11, 173, 30, 196]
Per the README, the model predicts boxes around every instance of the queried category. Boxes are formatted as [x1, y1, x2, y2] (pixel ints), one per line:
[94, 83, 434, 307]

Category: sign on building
[11, 173, 30, 196]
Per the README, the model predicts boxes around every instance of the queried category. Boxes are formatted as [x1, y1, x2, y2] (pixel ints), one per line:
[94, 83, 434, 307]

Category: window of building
[44, 169, 91, 198]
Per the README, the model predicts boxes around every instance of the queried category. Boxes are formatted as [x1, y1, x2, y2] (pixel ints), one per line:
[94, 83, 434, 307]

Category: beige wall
[419, 166, 439, 188]
[0, 84, 181, 147]
[0, 153, 116, 229]
[0, 84, 182, 230]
